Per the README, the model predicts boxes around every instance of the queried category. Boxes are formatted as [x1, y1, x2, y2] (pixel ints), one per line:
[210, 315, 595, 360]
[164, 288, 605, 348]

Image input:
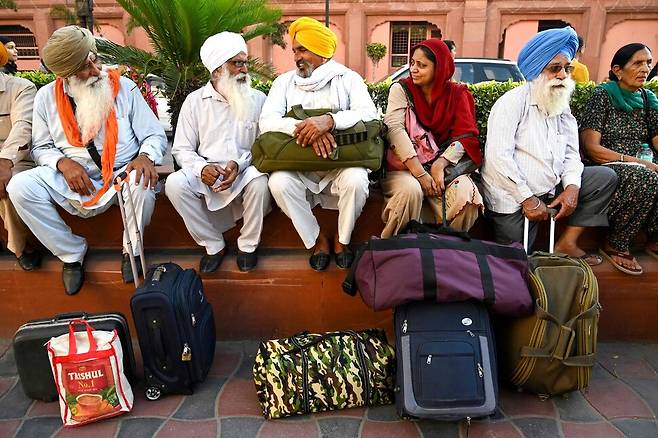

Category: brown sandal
[598, 248, 643, 276]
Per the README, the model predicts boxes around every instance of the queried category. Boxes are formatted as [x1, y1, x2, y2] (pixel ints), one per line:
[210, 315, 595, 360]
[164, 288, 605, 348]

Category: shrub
[15, 71, 56, 88]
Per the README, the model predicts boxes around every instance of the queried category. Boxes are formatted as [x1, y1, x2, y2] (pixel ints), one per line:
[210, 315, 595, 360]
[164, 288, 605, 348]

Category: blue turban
[517, 27, 579, 81]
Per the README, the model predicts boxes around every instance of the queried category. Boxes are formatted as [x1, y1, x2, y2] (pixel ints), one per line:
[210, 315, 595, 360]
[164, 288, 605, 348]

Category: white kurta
[166, 83, 270, 254]
[7, 76, 167, 263]
[171, 82, 266, 211]
[258, 60, 378, 247]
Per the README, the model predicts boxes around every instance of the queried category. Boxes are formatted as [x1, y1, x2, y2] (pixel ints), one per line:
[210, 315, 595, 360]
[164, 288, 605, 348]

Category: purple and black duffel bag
[342, 222, 533, 317]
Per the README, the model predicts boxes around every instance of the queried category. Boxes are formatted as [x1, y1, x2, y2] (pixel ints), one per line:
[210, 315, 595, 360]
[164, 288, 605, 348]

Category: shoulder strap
[397, 81, 415, 109]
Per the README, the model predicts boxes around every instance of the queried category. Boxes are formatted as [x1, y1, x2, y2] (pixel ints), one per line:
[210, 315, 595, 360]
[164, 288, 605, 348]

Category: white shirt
[481, 83, 583, 214]
[31, 76, 167, 172]
[172, 82, 266, 210]
[259, 60, 378, 136]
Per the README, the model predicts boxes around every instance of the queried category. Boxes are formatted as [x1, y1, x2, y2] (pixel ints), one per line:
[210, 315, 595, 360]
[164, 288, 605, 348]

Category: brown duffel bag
[497, 250, 600, 397]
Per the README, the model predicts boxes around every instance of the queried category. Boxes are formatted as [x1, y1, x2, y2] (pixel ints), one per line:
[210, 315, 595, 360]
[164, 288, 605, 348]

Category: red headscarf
[401, 39, 481, 165]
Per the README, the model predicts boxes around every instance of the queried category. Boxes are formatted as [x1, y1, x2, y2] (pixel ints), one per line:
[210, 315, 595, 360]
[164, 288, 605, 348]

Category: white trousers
[8, 167, 155, 263]
[268, 167, 369, 249]
[165, 172, 270, 255]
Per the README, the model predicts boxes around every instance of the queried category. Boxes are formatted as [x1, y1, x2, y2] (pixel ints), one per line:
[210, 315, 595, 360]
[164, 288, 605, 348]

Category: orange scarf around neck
[55, 69, 121, 207]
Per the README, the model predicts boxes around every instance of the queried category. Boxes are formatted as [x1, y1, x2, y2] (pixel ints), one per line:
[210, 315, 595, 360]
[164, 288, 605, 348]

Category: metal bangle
[413, 170, 428, 179]
[526, 198, 542, 211]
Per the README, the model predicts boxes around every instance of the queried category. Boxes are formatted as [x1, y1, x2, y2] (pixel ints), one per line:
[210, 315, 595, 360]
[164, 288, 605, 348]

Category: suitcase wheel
[145, 386, 162, 401]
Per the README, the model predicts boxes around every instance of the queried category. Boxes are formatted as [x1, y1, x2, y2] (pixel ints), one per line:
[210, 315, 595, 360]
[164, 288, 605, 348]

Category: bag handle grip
[67, 319, 98, 355]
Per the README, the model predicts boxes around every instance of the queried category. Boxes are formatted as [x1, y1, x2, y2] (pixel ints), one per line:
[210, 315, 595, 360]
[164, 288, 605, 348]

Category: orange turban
[288, 17, 337, 59]
[0, 44, 8, 67]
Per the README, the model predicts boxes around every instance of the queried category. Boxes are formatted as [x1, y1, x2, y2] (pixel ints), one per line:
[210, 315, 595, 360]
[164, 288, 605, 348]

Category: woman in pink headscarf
[381, 38, 483, 237]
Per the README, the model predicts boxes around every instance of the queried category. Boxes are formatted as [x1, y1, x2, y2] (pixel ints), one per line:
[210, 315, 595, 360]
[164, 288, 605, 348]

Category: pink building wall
[1, 0, 658, 83]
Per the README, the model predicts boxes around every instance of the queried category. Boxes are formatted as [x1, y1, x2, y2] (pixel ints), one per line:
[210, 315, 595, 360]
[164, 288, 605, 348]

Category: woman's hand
[417, 173, 438, 197]
[430, 158, 450, 194]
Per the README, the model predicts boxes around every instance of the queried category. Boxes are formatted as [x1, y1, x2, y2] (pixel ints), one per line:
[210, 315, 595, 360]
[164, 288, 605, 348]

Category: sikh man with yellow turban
[260, 17, 378, 272]
[8, 26, 167, 295]
[0, 42, 41, 270]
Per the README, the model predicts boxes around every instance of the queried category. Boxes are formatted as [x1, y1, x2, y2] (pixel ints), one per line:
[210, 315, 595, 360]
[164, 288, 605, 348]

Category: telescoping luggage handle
[114, 172, 147, 288]
[523, 208, 558, 254]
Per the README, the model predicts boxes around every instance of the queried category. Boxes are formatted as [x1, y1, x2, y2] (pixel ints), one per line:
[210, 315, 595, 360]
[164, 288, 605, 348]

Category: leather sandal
[598, 248, 643, 276]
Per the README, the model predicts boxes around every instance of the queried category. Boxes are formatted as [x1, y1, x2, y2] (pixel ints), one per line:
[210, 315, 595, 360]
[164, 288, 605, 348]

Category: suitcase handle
[67, 320, 98, 355]
[53, 311, 89, 321]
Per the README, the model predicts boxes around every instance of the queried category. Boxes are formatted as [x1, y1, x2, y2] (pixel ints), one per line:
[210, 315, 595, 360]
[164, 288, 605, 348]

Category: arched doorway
[0, 24, 39, 70]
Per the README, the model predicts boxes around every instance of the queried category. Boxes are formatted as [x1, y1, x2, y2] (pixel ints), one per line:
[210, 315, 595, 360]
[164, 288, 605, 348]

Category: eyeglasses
[545, 63, 575, 75]
[78, 52, 101, 74]
[228, 60, 248, 68]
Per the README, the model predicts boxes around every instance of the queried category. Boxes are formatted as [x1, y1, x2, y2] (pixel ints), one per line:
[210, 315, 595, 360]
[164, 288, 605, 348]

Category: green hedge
[14, 70, 658, 147]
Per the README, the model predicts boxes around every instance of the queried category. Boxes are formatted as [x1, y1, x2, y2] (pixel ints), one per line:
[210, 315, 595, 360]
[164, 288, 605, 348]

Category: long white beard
[214, 68, 252, 121]
[67, 72, 114, 144]
[531, 75, 575, 117]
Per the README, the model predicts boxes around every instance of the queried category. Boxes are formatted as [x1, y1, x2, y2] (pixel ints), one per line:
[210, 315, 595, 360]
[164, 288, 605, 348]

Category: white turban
[200, 32, 248, 74]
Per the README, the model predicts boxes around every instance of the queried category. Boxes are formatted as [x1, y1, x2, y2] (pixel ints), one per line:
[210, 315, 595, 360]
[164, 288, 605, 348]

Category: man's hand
[522, 196, 549, 221]
[57, 158, 96, 197]
[430, 157, 450, 194]
[0, 159, 13, 200]
[293, 115, 334, 147]
[548, 185, 579, 220]
[201, 164, 222, 187]
[126, 154, 157, 189]
[214, 160, 239, 192]
[310, 132, 337, 159]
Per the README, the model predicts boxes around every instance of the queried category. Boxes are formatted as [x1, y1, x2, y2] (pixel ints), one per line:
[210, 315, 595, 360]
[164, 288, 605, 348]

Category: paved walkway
[1, 339, 657, 438]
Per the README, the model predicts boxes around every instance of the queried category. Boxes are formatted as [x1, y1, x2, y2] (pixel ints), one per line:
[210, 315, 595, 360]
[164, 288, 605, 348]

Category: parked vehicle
[386, 58, 525, 84]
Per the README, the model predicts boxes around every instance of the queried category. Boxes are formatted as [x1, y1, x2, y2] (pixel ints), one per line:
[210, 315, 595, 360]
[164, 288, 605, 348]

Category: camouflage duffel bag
[253, 329, 395, 419]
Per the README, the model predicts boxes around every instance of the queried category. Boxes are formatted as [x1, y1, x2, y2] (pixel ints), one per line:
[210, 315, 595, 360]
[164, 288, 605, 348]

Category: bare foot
[554, 242, 602, 266]
[313, 233, 330, 255]
[333, 234, 347, 254]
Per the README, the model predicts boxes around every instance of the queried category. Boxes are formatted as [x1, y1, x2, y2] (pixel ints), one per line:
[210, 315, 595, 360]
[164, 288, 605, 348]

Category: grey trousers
[489, 166, 618, 249]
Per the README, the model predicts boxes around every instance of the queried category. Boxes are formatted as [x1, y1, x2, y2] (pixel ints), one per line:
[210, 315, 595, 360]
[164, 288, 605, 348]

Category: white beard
[213, 68, 252, 121]
[67, 71, 114, 144]
[531, 74, 575, 117]
[296, 60, 315, 78]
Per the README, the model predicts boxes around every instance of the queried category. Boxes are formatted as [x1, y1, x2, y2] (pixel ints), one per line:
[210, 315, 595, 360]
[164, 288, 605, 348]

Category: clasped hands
[293, 114, 337, 159]
[201, 160, 239, 192]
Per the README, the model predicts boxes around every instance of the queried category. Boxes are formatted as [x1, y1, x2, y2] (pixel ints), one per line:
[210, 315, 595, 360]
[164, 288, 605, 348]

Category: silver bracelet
[526, 198, 542, 211]
[413, 170, 428, 179]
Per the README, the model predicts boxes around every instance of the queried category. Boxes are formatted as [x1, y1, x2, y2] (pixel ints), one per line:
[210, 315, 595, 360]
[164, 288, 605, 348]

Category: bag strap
[520, 301, 600, 364]
[68, 95, 103, 171]
[67, 319, 98, 355]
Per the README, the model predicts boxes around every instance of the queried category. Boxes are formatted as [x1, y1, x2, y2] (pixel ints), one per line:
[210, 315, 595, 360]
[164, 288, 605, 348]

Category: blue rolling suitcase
[394, 300, 498, 421]
[130, 263, 216, 400]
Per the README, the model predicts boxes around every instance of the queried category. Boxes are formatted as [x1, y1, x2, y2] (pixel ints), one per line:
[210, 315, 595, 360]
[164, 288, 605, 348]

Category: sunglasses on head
[545, 63, 575, 75]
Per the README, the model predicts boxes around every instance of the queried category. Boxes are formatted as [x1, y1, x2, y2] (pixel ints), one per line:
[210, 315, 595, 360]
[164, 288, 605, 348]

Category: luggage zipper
[426, 354, 432, 365]
[181, 343, 192, 361]
[402, 319, 408, 334]
[477, 363, 483, 378]
[354, 337, 371, 405]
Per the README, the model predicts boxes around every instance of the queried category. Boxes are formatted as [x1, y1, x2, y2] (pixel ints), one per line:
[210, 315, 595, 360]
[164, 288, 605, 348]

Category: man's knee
[584, 166, 618, 192]
[247, 174, 269, 193]
[267, 171, 295, 197]
[164, 170, 190, 200]
[7, 171, 44, 206]
[338, 167, 369, 198]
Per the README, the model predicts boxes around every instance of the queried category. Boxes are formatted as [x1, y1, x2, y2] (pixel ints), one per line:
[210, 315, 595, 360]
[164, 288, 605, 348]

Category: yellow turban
[42, 26, 97, 78]
[288, 17, 337, 59]
[0, 44, 7, 67]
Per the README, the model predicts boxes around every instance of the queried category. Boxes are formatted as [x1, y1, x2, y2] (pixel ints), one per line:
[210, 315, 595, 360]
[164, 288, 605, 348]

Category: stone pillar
[583, 3, 606, 81]
[462, 0, 488, 57]
[345, 5, 366, 77]
[32, 9, 53, 51]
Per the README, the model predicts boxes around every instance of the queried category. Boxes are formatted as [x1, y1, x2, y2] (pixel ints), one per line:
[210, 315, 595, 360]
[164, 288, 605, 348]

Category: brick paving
[1, 341, 658, 437]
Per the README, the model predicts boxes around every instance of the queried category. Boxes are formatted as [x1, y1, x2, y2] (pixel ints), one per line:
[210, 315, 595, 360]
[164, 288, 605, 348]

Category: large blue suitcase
[131, 262, 215, 400]
[394, 300, 498, 421]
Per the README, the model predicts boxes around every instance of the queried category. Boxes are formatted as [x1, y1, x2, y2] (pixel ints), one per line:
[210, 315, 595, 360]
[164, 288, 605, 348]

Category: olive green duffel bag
[497, 251, 600, 398]
[251, 105, 385, 172]
[253, 329, 395, 419]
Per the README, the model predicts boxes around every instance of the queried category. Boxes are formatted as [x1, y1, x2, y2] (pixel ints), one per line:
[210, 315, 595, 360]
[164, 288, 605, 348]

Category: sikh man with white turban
[165, 32, 270, 273]
[481, 26, 617, 262]
[259, 17, 378, 272]
[8, 26, 167, 295]
[0, 42, 40, 271]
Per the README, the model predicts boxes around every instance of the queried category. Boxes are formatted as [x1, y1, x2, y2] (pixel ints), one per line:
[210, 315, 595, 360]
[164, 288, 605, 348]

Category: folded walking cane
[113, 172, 147, 287]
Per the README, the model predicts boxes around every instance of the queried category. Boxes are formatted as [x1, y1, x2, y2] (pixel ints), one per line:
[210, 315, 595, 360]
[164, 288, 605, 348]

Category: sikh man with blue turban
[259, 17, 378, 271]
[481, 26, 618, 262]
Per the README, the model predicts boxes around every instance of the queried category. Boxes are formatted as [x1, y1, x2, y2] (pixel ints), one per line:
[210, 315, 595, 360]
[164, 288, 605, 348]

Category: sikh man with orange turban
[8, 26, 167, 295]
[260, 17, 378, 272]
[0, 42, 40, 270]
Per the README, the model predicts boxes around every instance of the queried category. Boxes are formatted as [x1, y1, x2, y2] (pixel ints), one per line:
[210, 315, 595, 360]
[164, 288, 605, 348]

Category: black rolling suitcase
[395, 300, 498, 421]
[12, 312, 137, 401]
[130, 262, 216, 400]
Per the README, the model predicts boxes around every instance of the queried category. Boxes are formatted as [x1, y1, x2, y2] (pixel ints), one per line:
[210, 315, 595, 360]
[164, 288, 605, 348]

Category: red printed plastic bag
[47, 320, 133, 427]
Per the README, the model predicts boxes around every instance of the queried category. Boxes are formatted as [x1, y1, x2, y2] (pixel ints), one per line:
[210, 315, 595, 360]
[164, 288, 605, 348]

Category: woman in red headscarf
[381, 38, 483, 237]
